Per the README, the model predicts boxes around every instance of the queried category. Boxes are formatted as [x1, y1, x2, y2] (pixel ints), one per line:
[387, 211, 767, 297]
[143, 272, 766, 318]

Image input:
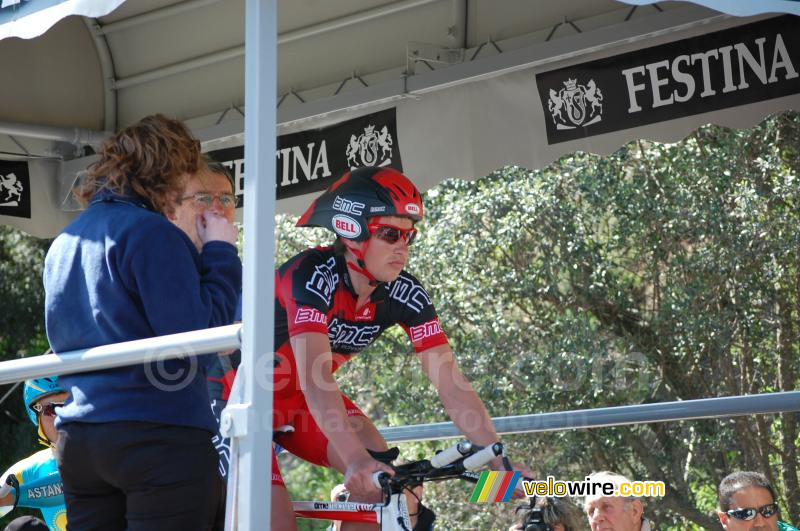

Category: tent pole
[227, 0, 277, 529]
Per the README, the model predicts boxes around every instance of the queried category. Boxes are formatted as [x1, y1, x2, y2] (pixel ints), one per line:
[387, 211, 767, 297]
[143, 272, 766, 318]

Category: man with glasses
[0, 377, 69, 530]
[584, 471, 654, 531]
[717, 471, 798, 531]
[167, 157, 241, 528]
[168, 156, 238, 253]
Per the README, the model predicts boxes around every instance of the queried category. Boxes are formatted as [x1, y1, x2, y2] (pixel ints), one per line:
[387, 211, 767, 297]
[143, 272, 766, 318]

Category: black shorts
[55, 421, 221, 531]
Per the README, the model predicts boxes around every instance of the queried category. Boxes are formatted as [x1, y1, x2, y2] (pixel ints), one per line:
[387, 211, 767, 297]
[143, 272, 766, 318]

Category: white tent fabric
[0, 0, 124, 40]
[0, 0, 798, 239]
[620, 0, 800, 17]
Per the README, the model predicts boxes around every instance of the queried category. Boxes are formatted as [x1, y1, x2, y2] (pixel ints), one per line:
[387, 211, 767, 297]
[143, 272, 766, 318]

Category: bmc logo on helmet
[405, 204, 420, 216]
[332, 214, 361, 239]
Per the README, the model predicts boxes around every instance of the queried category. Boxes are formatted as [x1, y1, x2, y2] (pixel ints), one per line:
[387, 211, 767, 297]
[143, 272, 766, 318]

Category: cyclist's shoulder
[278, 246, 343, 297]
[383, 270, 435, 303]
[4, 449, 55, 480]
[779, 521, 800, 531]
[19, 449, 57, 477]
[281, 246, 337, 270]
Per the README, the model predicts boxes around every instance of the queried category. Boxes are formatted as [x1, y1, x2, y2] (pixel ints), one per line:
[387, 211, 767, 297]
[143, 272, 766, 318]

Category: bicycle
[291, 440, 514, 530]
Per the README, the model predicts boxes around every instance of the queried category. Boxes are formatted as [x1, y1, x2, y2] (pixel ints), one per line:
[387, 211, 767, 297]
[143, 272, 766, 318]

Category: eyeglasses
[180, 192, 237, 209]
[726, 503, 779, 521]
[368, 223, 418, 246]
[30, 402, 66, 418]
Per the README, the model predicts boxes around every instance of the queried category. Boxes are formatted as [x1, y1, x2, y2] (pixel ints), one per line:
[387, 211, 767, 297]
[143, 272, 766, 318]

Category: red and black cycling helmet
[297, 166, 423, 241]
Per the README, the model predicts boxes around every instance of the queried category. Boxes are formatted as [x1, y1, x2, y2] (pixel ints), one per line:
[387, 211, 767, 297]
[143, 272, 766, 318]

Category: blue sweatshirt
[44, 191, 242, 433]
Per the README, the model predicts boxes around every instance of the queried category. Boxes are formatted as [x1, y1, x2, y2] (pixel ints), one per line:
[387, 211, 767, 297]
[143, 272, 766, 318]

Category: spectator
[0, 377, 69, 530]
[43, 114, 241, 530]
[717, 471, 799, 531]
[510, 495, 585, 531]
[166, 156, 240, 480]
[583, 471, 653, 531]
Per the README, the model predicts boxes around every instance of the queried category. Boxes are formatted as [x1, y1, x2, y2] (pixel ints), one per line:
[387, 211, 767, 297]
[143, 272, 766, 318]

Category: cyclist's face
[35, 391, 69, 444]
[170, 170, 234, 251]
[717, 487, 778, 531]
[361, 216, 413, 282]
[584, 495, 642, 531]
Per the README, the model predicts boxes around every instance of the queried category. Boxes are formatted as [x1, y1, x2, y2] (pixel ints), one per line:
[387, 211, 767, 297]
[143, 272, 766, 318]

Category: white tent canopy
[1, 2, 798, 528]
[1, 0, 798, 238]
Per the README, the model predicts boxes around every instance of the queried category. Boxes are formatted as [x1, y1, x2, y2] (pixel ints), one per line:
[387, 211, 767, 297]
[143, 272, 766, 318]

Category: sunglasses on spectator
[181, 192, 237, 209]
[30, 402, 66, 418]
[368, 223, 418, 246]
[726, 503, 779, 521]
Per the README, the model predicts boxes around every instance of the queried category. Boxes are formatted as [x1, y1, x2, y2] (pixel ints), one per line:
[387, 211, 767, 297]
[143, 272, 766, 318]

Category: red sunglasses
[368, 223, 418, 246]
[30, 401, 65, 418]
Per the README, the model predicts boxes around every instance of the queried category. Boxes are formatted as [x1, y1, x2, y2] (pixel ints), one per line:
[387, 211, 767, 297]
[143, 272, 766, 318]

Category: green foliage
[0, 227, 51, 528]
[282, 112, 800, 530]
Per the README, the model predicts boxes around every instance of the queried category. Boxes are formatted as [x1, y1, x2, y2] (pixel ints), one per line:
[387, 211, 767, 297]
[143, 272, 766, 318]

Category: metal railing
[2, 327, 798, 443]
[0, 325, 241, 386]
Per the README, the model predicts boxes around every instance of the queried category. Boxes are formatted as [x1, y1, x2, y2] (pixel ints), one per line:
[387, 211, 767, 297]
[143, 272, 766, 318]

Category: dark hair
[203, 155, 235, 190]
[718, 471, 777, 511]
[516, 497, 585, 531]
[76, 114, 201, 214]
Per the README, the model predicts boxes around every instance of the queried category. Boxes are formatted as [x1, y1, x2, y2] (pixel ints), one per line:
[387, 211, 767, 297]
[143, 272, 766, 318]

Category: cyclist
[263, 166, 529, 530]
[0, 377, 69, 531]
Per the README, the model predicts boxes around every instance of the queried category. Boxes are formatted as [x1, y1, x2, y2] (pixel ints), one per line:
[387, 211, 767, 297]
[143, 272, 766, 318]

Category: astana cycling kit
[0, 449, 66, 531]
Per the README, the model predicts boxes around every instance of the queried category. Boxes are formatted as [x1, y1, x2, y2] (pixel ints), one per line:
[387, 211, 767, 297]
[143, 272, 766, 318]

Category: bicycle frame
[291, 440, 503, 530]
[293, 493, 411, 528]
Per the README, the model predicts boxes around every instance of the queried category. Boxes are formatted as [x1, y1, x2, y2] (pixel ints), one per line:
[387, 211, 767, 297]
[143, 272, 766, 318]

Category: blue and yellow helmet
[23, 376, 64, 425]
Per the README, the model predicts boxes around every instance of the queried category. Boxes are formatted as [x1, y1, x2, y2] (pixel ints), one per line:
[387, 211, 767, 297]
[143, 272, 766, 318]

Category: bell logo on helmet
[405, 203, 420, 216]
[332, 214, 361, 239]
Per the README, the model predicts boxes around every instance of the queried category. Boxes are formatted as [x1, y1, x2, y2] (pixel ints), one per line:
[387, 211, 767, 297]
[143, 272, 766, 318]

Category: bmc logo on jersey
[410, 320, 443, 343]
[295, 307, 327, 325]
[405, 203, 420, 216]
[332, 214, 361, 238]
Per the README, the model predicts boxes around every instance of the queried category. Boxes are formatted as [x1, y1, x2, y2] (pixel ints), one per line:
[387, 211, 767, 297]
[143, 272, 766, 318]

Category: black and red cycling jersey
[272, 245, 449, 396]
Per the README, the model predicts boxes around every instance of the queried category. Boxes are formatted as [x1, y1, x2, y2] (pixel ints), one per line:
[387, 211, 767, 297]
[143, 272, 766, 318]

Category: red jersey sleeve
[388, 272, 450, 352]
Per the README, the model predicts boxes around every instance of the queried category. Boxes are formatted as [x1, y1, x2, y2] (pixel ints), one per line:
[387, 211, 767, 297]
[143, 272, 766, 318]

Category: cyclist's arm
[0, 466, 18, 507]
[290, 331, 392, 494]
[418, 345, 534, 497]
[417, 345, 503, 462]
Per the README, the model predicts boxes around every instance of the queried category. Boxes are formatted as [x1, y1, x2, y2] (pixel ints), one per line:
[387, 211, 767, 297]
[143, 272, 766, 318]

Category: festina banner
[0, 160, 31, 219]
[207, 108, 402, 206]
[536, 15, 799, 144]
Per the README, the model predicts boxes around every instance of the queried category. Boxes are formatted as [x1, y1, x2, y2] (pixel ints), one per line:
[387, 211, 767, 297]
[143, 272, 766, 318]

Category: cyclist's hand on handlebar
[343, 456, 394, 497]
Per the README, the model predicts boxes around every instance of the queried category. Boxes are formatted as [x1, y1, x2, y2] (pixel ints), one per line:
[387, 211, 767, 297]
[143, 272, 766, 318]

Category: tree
[0, 227, 51, 527]
[281, 112, 800, 529]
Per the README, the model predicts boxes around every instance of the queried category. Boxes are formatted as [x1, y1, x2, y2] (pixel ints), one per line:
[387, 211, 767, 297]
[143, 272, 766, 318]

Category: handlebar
[463, 442, 503, 470]
[429, 441, 473, 468]
[372, 470, 389, 489]
[371, 441, 505, 492]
